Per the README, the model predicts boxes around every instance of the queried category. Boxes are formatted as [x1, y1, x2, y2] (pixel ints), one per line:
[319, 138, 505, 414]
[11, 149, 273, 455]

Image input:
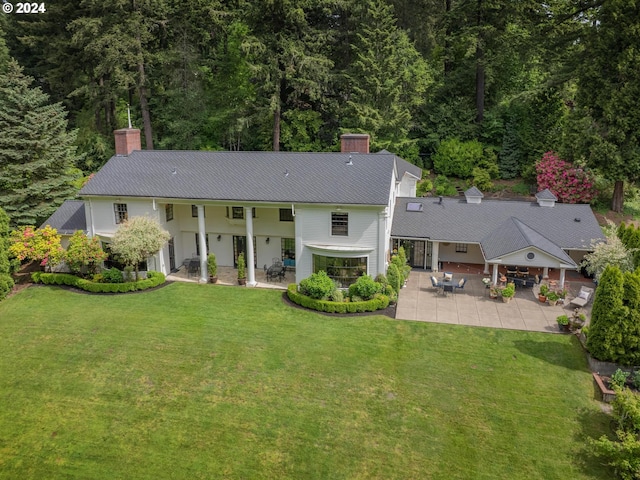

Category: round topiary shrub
[102, 268, 124, 283]
[348, 274, 381, 300]
[299, 271, 335, 300]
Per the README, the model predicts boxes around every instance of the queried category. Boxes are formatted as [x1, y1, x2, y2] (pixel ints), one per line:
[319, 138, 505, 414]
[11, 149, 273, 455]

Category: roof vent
[464, 186, 484, 204]
[438, 196, 443, 204]
[346, 155, 353, 166]
[535, 188, 557, 207]
[574, 217, 581, 222]
[284, 169, 289, 177]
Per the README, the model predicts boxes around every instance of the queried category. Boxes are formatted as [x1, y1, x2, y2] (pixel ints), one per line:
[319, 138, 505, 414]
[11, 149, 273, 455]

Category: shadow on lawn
[512, 336, 589, 372]
[572, 407, 616, 479]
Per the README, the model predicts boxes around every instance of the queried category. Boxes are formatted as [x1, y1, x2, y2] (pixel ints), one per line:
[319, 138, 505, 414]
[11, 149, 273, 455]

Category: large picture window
[313, 255, 367, 287]
[331, 212, 348, 236]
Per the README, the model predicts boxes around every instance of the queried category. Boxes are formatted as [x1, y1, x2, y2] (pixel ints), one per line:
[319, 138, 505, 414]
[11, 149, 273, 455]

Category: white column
[245, 207, 256, 287]
[483, 262, 490, 275]
[431, 241, 440, 272]
[197, 205, 207, 283]
[543, 267, 549, 279]
[492, 264, 498, 284]
[559, 268, 566, 289]
[377, 210, 387, 276]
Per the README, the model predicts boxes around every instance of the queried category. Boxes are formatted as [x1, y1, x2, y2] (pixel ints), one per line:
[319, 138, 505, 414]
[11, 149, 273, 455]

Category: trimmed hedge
[287, 284, 389, 314]
[31, 271, 166, 293]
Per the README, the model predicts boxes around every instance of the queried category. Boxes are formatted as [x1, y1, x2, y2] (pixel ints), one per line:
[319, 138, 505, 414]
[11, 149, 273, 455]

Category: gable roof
[391, 196, 604, 251]
[79, 151, 421, 206]
[39, 200, 86, 234]
[480, 217, 575, 265]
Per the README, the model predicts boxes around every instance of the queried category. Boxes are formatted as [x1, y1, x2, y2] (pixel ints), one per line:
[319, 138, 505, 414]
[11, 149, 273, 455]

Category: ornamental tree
[535, 151, 596, 204]
[65, 231, 108, 275]
[110, 216, 170, 280]
[582, 222, 634, 282]
[9, 225, 63, 272]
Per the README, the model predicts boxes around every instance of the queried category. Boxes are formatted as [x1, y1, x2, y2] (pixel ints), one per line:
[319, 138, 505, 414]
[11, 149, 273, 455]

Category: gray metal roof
[391, 196, 604, 251]
[481, 217, 575, 265]
[79, 150, 421, 206]
[39, 200, 86, 234]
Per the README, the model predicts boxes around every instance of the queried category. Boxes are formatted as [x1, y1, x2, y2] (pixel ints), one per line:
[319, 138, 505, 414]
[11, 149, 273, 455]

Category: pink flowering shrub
[9, 225, 63, 272]
[536, 151, 597, 203]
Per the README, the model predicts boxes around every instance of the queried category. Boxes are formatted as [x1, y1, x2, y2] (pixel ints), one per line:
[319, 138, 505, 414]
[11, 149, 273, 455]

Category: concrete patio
[167, 265, 290, 290]
[396, 270, 594, 333]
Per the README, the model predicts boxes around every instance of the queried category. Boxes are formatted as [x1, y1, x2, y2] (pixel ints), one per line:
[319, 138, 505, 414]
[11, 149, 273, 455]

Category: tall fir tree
[0, 60, 80, 226]
[342, 0, 431, 160]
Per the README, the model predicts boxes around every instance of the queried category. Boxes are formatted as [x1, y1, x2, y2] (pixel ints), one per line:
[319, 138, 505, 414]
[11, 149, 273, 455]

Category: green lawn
[0, 283, 612, 479]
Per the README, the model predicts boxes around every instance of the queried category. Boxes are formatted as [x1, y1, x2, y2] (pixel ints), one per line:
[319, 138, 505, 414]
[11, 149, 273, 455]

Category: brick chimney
[340, 133, 370, 153]
[114, 128, 141, 156]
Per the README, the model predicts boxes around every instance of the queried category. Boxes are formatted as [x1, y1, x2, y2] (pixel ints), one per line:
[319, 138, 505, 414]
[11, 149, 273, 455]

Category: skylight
[406, 202, 423, 212]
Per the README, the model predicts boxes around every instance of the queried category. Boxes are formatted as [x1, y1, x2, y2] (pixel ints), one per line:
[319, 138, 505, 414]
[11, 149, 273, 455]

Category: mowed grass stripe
[0, 282, 611, 479]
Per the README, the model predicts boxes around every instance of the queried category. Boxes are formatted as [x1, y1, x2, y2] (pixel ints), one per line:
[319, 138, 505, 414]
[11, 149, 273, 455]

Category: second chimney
[340, 133, 370, 154]
[114, 128, 142, 156]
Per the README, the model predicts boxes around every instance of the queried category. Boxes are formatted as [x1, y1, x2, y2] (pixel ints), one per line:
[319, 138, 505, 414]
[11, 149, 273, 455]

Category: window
[225, 207, 256, 219]
[114, 203, 128, 224]
[191, 205, 205, 218]
[455, 243, 468, 253]
[165, 204, 173, 222]
[313, 255, 367, 287]
[331, 212, 348, 236]
[279, 208, 294, 222]
[281, 238, 295, 267]
[232, 206, 244, 219]
[195, 233, 209, 255]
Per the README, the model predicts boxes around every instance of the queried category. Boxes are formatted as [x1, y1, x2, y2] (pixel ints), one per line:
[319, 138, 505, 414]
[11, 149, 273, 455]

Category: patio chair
[517, 266, 529, 277]
[430, 276, 442, 292]
[570, 286, 594, 308]
[506, 266, 518, 276]
[454, 277, 467, 293]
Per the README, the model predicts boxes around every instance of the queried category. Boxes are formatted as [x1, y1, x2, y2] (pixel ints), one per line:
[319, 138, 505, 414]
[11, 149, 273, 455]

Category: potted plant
[556, 314, 570, 332]
[237, 253, 246, 285]
[538, 284, 549, 303]
[500, 283, 515, 303]
[547, 290, 560, 306]
[207, 253, 218, 284]
[570, 308, 587, 331]
[489, 286, 499, 299]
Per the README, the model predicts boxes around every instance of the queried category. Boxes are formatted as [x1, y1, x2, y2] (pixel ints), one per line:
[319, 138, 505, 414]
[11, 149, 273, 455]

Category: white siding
[295, 206, 382, 282]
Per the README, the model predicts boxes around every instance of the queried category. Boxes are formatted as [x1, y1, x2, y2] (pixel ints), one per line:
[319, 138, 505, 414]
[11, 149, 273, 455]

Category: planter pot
[238, 278, 246, 286]
[548, 299, 558, 306]
[558, 323, 570, 333]
[538, 295, 547, 303]
[502, 296, 512, 303]
[209, 276, 218, 284]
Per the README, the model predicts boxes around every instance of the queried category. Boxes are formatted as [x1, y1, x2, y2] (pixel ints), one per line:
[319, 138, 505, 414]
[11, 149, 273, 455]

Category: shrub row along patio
[0, 283, 612, 479]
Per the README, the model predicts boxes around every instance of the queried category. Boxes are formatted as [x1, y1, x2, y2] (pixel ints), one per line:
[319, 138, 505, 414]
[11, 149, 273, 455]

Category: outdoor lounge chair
[430, 275, 442, 290]
[570, 286, 594, 307]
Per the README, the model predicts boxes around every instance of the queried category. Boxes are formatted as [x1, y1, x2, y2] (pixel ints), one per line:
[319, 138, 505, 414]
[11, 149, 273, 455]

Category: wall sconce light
[266, 237, 270, 244]
[217, 235, 221, 241]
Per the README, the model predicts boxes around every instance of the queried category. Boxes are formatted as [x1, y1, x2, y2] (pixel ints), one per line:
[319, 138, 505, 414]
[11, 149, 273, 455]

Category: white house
[43, 130, 604, 289]
[63, 130, 421, 286]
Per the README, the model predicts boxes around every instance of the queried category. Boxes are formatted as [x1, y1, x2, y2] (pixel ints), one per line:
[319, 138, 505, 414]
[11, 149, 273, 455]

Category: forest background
[0, 0, 639, 226]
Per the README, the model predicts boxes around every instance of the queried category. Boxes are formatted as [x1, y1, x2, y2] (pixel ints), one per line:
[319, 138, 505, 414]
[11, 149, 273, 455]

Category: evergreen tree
[342, 0, 431, 159]
[587, 266, 629, 364]
[573, 0, 640, 212]
[0, 206, 12, 301]
[498, 119, 521, 179]
[0, 60, 80, 226]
